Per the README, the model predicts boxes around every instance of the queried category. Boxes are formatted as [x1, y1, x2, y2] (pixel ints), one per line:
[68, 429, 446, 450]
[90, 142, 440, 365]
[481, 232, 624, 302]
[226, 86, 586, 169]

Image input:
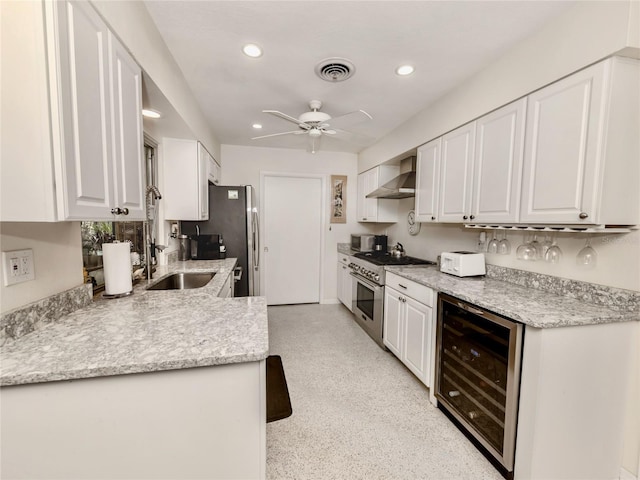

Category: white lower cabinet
[384, 272, 434, 387]
[337, 253, 353, 311]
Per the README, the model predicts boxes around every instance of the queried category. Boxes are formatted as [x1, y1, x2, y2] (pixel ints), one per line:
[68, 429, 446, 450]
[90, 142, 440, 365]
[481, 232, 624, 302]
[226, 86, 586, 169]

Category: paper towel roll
[103, 243, 133, 295]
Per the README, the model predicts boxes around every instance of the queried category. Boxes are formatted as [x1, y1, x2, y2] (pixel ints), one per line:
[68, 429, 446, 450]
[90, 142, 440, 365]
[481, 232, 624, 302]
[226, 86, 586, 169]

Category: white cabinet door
[197, 144, 209, 220]
[415, 138, 441, 222]
[336, 262, 353, 312]
[208, 155, 221, 185]
[439, 123, 476, 223]
[357, 169, 378, 221]
[356, 166, 399, 223]
[520, 61, 606, 224]
[402, 296, 432, 385]
[471, 99, 526, 224]
[109, 31, 145, 220]
[52, 0, 115, 220]
[383, 287, 403, 357]
[163, 139, 209, 221]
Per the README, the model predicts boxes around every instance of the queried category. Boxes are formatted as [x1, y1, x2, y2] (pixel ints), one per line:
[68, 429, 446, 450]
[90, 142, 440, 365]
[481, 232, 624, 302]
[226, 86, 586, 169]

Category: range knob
[373, 274, 380, 282]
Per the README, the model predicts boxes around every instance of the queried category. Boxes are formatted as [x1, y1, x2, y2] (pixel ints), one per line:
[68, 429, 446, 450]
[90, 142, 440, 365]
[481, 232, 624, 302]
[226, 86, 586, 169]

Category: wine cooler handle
[457, 301, 485, 316]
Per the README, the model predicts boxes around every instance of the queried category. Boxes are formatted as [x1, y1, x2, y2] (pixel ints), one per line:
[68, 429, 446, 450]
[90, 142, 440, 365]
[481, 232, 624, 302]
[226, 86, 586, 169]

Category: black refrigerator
[181, 184, 259, 297]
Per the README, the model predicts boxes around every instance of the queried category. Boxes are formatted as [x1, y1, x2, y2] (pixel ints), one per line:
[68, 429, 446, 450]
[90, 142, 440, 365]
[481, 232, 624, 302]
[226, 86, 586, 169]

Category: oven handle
[350, 272, 383, 291]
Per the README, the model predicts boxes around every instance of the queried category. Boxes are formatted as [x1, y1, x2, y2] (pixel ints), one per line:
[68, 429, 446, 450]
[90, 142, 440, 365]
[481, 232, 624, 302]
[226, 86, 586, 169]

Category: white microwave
[440, 251, 486, 277]
[351, 234, 375, 252]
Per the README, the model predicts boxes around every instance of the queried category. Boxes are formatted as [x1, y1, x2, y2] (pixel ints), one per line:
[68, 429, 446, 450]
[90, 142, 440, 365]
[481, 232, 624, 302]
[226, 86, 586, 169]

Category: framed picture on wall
[330, 175, 347, 224]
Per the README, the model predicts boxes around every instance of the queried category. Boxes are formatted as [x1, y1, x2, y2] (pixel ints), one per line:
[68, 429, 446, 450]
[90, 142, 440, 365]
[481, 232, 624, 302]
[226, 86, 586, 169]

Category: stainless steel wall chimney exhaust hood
[366, 156, 416, 199]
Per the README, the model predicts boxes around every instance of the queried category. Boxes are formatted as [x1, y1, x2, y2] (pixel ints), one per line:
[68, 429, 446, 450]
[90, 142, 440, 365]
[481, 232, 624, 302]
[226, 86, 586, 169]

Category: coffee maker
[374, 235, 388, 253]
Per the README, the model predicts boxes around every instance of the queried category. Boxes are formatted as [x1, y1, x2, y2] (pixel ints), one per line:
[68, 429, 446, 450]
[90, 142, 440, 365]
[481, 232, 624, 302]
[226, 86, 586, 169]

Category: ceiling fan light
[395, 64, 415, 76]
[242, 43, 263, 58]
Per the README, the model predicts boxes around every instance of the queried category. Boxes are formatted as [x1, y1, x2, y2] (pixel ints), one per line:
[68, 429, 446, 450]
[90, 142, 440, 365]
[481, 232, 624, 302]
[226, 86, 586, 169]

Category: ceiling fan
[251, 100, 372, 153]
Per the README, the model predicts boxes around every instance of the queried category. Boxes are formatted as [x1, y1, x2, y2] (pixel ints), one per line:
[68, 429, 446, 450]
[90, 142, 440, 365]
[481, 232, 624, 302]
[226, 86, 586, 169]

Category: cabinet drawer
[386, 272, 433, 306]
[338, 254, 351, 265]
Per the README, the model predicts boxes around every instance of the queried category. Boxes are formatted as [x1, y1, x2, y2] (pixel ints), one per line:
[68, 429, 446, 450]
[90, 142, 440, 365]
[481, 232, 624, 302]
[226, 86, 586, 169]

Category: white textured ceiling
[144, 1, 576, 154]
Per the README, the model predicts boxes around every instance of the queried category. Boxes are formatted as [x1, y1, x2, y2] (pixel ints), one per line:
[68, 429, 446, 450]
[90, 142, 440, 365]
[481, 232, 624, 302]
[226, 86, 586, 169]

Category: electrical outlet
[2, 249, 35, 286]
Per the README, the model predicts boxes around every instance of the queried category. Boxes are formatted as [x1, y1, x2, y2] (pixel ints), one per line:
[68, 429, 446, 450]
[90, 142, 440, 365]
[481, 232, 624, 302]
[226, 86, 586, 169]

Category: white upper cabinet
[0, 0, 144, 221]
[208, 154, 222, 186]
[356, 165, 399, 223]
[438, 123, 476, 223]
[471, 99, 526, 224]
[415, 138, 441, 222]
[163, 139, 210, 221]
[520, 57, 639, 225]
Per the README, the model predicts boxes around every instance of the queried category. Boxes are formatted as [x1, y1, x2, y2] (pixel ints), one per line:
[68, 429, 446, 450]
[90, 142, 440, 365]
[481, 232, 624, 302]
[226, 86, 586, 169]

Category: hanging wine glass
[576, 237, 597, 269]
[516, 234, 537, 261]
[529, 234, 543, 260]
[487, 231, 499, 254]
[544, 235, 562, 264]
[540, 234, 553, 258]
[498, 230, 511, 255]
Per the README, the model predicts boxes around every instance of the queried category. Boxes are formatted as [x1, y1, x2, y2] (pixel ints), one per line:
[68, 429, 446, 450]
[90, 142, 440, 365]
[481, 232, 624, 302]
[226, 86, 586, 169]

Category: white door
[263, 174, 323, 305]
[402, 296, 432, 385]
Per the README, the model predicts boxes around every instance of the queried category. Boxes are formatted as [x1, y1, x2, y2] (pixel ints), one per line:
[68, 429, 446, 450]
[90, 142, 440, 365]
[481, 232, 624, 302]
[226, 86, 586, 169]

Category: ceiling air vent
[315, 58, 355, 82]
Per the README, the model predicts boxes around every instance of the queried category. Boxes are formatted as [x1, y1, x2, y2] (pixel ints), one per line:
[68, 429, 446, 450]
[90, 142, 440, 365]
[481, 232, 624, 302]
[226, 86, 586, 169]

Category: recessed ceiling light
[395, 65, 415, 76]
[242, 43, 263, 58]
[252, 124, 262, 129]
[142, 109, 161, 119]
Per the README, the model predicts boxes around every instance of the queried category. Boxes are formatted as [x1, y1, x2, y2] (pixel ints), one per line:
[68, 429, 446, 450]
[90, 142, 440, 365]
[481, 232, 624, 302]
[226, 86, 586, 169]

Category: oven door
[351, 273, 384, 346]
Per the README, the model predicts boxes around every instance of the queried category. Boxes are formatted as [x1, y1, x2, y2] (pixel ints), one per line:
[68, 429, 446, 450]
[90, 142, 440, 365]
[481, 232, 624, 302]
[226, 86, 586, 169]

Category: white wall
[221, 144, 381, 303]
[0, 223, 83, 313]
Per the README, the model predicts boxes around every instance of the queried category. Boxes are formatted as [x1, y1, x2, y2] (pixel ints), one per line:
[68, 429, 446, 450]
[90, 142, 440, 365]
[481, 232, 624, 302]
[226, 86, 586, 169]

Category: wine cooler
[435, 293, 523, 476]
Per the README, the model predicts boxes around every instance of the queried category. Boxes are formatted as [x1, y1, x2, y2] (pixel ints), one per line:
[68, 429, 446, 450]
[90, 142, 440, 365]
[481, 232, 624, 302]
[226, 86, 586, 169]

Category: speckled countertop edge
[386, 266, 639, 328]
[0, 259, 270, 387]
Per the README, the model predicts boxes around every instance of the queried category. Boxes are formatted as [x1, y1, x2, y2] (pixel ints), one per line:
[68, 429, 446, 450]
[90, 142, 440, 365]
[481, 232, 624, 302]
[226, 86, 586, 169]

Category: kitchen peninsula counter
[0, 258, 269, 387]
[386, 265, 638, 328]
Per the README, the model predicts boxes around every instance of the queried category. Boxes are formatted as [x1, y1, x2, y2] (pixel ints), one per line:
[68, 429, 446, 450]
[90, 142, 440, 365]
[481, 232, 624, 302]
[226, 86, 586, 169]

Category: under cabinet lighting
[252, 123, 263, 129]
[242, 44, 263, 58]
[395, 65, 415, 76]
[142, 109, 162, 119]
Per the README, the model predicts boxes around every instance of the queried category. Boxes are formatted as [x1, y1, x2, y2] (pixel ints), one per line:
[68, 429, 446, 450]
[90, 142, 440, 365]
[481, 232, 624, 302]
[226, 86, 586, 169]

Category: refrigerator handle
[253, 210, 260, 269]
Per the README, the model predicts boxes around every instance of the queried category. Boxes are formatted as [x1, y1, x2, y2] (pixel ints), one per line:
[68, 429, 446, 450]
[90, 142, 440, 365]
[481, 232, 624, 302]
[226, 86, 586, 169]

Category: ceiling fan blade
[263, 110, 310, 128]
[252, 130, 306, 140]
[330, 128, 375, 146]
[327, 109, 372, 129]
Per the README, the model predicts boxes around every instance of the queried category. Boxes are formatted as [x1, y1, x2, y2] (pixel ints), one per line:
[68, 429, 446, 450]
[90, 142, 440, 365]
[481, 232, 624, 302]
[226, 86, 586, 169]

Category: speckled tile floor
[266, 303, 504, 480]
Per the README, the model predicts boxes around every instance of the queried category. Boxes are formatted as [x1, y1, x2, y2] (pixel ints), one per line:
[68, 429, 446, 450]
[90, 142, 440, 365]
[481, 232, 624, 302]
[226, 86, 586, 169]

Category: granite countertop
[386, 265, 639, 328]
[0, 259, 269, 387]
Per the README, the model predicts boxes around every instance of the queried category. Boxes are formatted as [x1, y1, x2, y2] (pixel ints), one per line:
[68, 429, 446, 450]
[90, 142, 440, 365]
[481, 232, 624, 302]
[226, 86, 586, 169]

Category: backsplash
[486, 265, 639, 313]
[0, 283, 93, 346]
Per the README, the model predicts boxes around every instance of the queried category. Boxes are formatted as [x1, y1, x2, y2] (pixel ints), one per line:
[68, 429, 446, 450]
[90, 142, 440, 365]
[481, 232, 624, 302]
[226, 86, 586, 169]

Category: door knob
[579, 212, 589, 219]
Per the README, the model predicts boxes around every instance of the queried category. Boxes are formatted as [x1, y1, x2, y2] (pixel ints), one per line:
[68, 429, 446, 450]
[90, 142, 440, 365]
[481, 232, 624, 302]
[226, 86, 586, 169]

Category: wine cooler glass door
[435, 294, 523, 473]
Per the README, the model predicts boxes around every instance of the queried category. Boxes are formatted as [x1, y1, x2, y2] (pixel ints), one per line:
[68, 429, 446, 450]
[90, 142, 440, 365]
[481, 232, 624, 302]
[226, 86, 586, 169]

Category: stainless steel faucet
[145, 185, 163, 280]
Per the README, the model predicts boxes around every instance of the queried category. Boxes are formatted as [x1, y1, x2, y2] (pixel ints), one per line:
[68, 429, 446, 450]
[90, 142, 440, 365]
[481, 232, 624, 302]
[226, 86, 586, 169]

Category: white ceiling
[143, 1, 576, 154]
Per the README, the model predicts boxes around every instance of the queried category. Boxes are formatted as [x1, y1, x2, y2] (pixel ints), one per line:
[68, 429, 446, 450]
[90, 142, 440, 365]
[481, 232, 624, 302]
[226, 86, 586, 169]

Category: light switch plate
[2, 249, 35, 286]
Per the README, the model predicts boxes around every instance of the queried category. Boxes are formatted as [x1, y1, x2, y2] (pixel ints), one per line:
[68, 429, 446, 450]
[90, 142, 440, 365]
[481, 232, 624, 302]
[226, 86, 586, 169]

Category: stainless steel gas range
[349, 252, 434, 348]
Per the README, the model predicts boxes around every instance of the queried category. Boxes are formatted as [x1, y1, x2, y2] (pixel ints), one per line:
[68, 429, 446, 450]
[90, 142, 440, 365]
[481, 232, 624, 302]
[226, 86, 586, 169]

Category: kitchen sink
[146, 272, 215, 290]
